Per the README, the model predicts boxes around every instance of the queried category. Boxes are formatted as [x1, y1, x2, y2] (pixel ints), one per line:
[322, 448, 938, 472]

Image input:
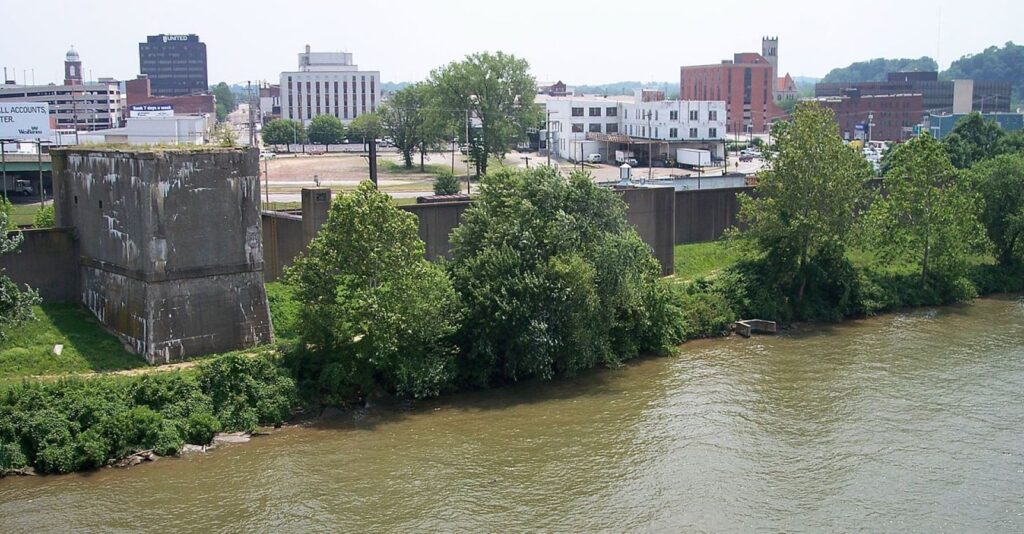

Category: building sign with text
[0, 102, 50, 139]
[129, 104, 174, 118]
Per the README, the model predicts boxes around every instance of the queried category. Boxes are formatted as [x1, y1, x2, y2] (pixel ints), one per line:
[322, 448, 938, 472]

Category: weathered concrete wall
[52, 147, 273, 363]
[617, 187, 675, 275]
[400, 201, 470, 261]
[262, 211, 304, 282]
[0, 228, 79, 301]
[674, 186, 752, 244]
[301, 187, 331, 247]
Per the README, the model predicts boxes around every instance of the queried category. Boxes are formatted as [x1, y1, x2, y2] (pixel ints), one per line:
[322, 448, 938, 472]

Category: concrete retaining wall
[400, 201, 470, 261]
[262, 211, 304, 282]
[618, 187, 675, 275]
[0, 228, 79, 301]
[674, 186, 752, 244]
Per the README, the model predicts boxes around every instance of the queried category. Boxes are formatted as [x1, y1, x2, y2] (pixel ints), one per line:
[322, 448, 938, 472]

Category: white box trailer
[614, 150, 636, 164]
[568, 140, 600, 163]
[676, 148, 711, 168]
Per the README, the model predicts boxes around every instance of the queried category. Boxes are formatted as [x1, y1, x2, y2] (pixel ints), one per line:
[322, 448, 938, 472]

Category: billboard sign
[0, 102, 50, 139]
[130, 104, 174, 118]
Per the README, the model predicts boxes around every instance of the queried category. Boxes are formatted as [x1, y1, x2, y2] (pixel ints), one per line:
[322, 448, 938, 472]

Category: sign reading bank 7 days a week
[0, 102, 51, 140]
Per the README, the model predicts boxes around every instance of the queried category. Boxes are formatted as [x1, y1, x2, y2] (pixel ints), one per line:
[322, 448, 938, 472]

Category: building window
[689, 110, 698, 121]
[606, 107, 617, 117]
[606, 123, 618, 133]
[669, 128, 678, 138]
[572, 123, 584, 133]
[589, 123, 601, 133]
[670, 110, 678, 121]
[709, 127, 717, 138]
[654, 110, 659, 121]
[589, 107, 601, 117]
[689, 127, 698, 138]
[571, 107, 583, 117]
[655, 128, 659, 138]
[709, 110, 718, 121]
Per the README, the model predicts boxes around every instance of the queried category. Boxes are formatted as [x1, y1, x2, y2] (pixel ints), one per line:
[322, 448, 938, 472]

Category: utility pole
[1, 140, 7, 201]
[647, 109, 653, 182]
[36, 140, 44, 207]
[263, 155, 270, 209]
[546, 109, 554, 166]
[465, 108, 471, 194]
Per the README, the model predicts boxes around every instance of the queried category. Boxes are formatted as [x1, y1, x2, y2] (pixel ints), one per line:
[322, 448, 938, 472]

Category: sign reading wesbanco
[0, 102, 50, 139]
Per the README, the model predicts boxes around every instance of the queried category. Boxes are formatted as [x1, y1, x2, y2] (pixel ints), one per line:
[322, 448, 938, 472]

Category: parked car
[739, 154, 754, 162]
[586, 153, 602, 163]
[625, 158, 638, 166]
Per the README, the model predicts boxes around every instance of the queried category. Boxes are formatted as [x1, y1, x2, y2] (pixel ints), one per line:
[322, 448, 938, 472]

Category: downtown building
[139, 34, 209, 97]
[815, 71, 1011, 114]
[0, 47, 123, 132]
[279, 45, 380, 125]
[679, 37, 791, 135]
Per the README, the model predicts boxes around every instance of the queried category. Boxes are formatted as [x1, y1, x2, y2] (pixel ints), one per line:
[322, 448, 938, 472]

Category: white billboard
[0, 102, 50, 139]
[129, 104, 174, 118]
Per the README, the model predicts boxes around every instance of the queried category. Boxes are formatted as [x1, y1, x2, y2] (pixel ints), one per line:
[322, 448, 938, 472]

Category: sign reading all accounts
[0, 102, 50, 139]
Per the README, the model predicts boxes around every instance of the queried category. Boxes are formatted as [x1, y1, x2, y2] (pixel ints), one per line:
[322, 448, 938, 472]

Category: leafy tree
[0, 200, 39, 338]
[428, 51, 542, 176]
[866, 133, 987, 287]
[379, 83, 447, 170]
[433, 171, 461, 195]
[943, 42, 1024, 105]
[347, 113, 382, 151]
[307, 115, 345, 145]
[33, 204, 55, 228]
[737, 102, 873, 307]
[448, 166, 683, 386]
[996, 130, 1024, 154]
[822, 57, 938, 83]
[286, 181, 461, 400]
[262, 119, 306, 145]
[972, 153, 1024, 266]
[211, 123, 237, 147]
[942, 112, 1006, 168]
[212, 82, 236, 123]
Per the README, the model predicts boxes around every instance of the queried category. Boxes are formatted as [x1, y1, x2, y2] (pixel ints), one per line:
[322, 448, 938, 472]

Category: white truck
[568, 140, 600, 163]
[614, 150, 636, 165]
[676, 148, 711, 168]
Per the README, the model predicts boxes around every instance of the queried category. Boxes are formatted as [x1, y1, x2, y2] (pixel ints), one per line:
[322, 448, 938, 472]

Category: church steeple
[64, 46, 82, 85]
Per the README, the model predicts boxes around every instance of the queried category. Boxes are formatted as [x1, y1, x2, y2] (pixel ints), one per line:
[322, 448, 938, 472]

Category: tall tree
[972, 153, 1024, 266]
[379, 84, 428, 169]
[261, 119, 307, 145]
[942, 112, 1006, 168]
[428, 51, 541, 176]
[0, 200, 39, 338]
[212, 82, 236, 123]
[347, 113, 382, 151]
[307, 115, 345, 145]
[737, 102, 873, 305]
[866, 133, 987, 286]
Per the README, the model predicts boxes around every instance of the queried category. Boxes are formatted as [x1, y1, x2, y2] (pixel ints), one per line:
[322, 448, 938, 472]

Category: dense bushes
[0, 353, 295, 474]
[449, 167, 683, 385]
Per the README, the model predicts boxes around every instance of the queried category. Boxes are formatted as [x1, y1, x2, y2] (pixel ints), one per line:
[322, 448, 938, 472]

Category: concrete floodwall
[617, 187, 675, 275]
[400, 201, 471, 261]
[51, 147, 273, 364]
[0, 228, 79, 301]
[674, 186, 752, 244]
[262, 211, 305, 282]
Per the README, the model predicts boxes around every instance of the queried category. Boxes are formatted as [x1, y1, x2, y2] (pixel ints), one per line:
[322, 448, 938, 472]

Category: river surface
[2, 297, 1023, 532]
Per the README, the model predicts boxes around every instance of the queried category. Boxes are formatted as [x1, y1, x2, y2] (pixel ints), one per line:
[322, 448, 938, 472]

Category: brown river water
[2, 297, 1022, 532]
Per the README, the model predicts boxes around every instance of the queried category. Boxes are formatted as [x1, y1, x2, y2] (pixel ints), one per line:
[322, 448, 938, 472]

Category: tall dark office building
[139, 34, 208, 97]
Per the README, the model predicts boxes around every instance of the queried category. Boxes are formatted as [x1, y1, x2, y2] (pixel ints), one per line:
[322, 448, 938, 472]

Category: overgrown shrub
[433, 171, 461, 195]
[33, 204, 55, 229]
[196, 353, 296, 430]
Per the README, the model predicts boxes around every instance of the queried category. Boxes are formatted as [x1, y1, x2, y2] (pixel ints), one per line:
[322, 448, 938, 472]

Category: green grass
[9, 203, 42, 227]
[0, 303, 145, 381]
[674, 240, 745, 280]
[379, 160, 453, 177]
[265, 282, 300, 341]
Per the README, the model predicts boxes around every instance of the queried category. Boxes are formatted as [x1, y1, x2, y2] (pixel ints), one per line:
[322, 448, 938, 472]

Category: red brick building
[816, 91, 923, 142]
[125, 75, 216, 118]
[680, 52, 785, 134]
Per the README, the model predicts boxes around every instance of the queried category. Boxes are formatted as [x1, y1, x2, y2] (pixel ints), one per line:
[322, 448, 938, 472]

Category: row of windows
[571, 106, 618, 117]
[625, 124, 718, 139]
[285, 76, 377, 120]
[622, 108, 718, 121]
[570, 123, 618, 134]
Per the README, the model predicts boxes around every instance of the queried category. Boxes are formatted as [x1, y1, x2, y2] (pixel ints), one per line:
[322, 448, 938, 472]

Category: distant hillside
[821, 57, 938, 83]
[944, 42, 1024, 105]
[570, 81, 679, 99]
[381, 81, 412, 94]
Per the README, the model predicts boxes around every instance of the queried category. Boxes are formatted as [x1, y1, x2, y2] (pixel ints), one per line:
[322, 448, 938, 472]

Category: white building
[279, 45, 380, 125]
[78, 115, 209, 145]
[539, 91, 726, 164]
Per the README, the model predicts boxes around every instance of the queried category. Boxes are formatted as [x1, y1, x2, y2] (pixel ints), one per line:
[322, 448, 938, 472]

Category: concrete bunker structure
[51, 147, 273, 363]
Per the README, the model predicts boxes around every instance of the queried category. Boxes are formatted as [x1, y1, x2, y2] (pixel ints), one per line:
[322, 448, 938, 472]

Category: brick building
[816, 91, 923, 142]
[680, 37, 791, 134]
[124, 75, 215, 118]
[815, 71, 1011, 114]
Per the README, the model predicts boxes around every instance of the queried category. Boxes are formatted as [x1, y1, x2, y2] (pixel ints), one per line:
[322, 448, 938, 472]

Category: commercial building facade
[815, 71, 1011, 114]
[0, 82, 123, 131]
[139, 34, 209, 97]
[816, 91, 923, 142]
[124, 75, 216, 118]
[279, 45, 380, 125]
[923, 112, 1024, 139]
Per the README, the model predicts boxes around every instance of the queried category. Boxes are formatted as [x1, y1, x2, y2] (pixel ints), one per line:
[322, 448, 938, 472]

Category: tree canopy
[347, 113, 382, 146]
[821, 57, 938, 83]
[972, 153, 1024, 266]
[307, 115, 346, 145]
[944, 42, 1024, 105]
[428, 51, 541, 175]
[261, 119, 306, 145]
[0, 200, 39, 338]
[942, 112, 1006, 169]
[379, 83, 444, 169]
[212, 82, 236, 123]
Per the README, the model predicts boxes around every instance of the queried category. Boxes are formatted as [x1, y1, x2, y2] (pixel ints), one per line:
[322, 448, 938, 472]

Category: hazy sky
[3, 0, 1022, 86]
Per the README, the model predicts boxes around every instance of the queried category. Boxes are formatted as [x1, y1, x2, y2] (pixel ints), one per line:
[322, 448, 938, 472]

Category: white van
[586, 153, 602, 163]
